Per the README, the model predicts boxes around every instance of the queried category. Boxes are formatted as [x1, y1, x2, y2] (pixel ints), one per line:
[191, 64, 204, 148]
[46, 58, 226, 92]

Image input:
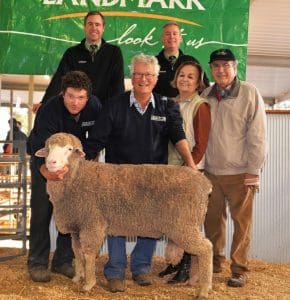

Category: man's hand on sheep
[40, 164, 69, 181]
[185, 161, 197, 170]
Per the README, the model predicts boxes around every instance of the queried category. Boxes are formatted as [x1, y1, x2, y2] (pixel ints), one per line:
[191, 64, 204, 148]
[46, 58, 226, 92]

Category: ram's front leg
[82, 252, 97, 291]
[81, 225, 106, 292]
[80, 236, 97, 291]
[71, 232, 85, 283]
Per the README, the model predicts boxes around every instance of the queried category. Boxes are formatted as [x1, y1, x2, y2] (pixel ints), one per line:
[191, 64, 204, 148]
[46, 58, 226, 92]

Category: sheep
[35, 132, 213, 299]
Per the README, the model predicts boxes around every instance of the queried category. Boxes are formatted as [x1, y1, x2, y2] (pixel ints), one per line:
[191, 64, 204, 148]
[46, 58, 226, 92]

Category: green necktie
[89, 45, 98, 61]
[168, 55, 177, 70]
[168, 55, 177, 66]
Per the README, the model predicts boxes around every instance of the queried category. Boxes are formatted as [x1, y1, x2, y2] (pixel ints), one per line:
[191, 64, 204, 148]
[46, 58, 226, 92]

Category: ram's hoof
[82, 280, 96, 292]
[196, 296, 207, 300]
[72, 275, 82, 283]
[196, 285, 211, 299]
[188, 275, 199, 286]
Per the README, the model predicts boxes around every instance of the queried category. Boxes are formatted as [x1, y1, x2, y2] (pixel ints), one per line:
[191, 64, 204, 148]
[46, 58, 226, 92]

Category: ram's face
[46, 143, 74, 172]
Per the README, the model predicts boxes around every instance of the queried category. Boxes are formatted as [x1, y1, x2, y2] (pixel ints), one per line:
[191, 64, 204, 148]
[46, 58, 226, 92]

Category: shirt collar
[85, 40, 102, 51]
[130, 90, 155, 114]
[164, 52, 179, 62]
[208, 78, 240, 99]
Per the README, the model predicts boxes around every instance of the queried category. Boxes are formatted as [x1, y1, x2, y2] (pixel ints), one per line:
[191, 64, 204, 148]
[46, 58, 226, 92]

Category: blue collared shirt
[130, 90, 155, 115]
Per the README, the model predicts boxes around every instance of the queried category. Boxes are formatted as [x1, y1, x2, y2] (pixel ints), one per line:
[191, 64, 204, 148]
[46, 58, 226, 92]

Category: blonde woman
[159, 61, 211, 284]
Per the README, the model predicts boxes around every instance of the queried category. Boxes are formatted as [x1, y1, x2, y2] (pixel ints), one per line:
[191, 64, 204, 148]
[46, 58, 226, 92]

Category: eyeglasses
[210, 62, 235, 70]
[133, 73, 156, 80]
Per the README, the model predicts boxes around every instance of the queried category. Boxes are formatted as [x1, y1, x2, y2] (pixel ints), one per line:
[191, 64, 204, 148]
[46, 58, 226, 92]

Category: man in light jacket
[202, 48, 267, 288]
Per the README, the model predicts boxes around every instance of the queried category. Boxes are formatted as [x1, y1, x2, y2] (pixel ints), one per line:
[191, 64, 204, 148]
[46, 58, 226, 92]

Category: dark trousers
[27, 158, 74, 269]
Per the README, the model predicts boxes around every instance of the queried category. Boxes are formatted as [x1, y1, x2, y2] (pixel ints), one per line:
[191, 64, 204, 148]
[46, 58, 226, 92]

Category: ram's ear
[75, 148, 86, 158]
[35, 147, 47, 157]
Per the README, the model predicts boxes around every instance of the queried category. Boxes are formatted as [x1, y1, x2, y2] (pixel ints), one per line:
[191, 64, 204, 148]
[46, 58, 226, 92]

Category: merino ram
[36, 132, 213, 299]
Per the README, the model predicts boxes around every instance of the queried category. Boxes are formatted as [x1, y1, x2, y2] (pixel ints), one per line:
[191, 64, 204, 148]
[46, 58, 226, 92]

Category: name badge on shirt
[151, 115, 166, 122]
[81, 121, 95, 127]
[78, 60, 87, 64]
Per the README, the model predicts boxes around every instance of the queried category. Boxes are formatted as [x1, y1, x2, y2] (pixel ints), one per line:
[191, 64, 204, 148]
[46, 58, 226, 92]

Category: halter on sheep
[36, 132, 213, 299]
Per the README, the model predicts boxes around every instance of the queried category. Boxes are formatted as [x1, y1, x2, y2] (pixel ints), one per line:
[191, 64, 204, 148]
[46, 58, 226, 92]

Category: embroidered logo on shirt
[151, 115, 166, 122]
[81, 121, 95, 127]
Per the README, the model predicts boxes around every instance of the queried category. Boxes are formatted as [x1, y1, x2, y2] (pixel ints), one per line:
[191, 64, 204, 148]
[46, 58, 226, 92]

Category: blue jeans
[104, 236, 157, 279]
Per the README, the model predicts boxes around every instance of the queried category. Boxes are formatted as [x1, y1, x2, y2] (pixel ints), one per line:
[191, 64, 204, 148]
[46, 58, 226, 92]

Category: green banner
[0, 0, 249, 79]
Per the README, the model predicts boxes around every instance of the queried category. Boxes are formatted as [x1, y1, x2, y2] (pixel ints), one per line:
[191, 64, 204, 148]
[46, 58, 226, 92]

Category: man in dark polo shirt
[33, 11, 124, 112]
[154, 22, 209, 98]
[27, 71, 102, 282]
[86, 53, 196, 293]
